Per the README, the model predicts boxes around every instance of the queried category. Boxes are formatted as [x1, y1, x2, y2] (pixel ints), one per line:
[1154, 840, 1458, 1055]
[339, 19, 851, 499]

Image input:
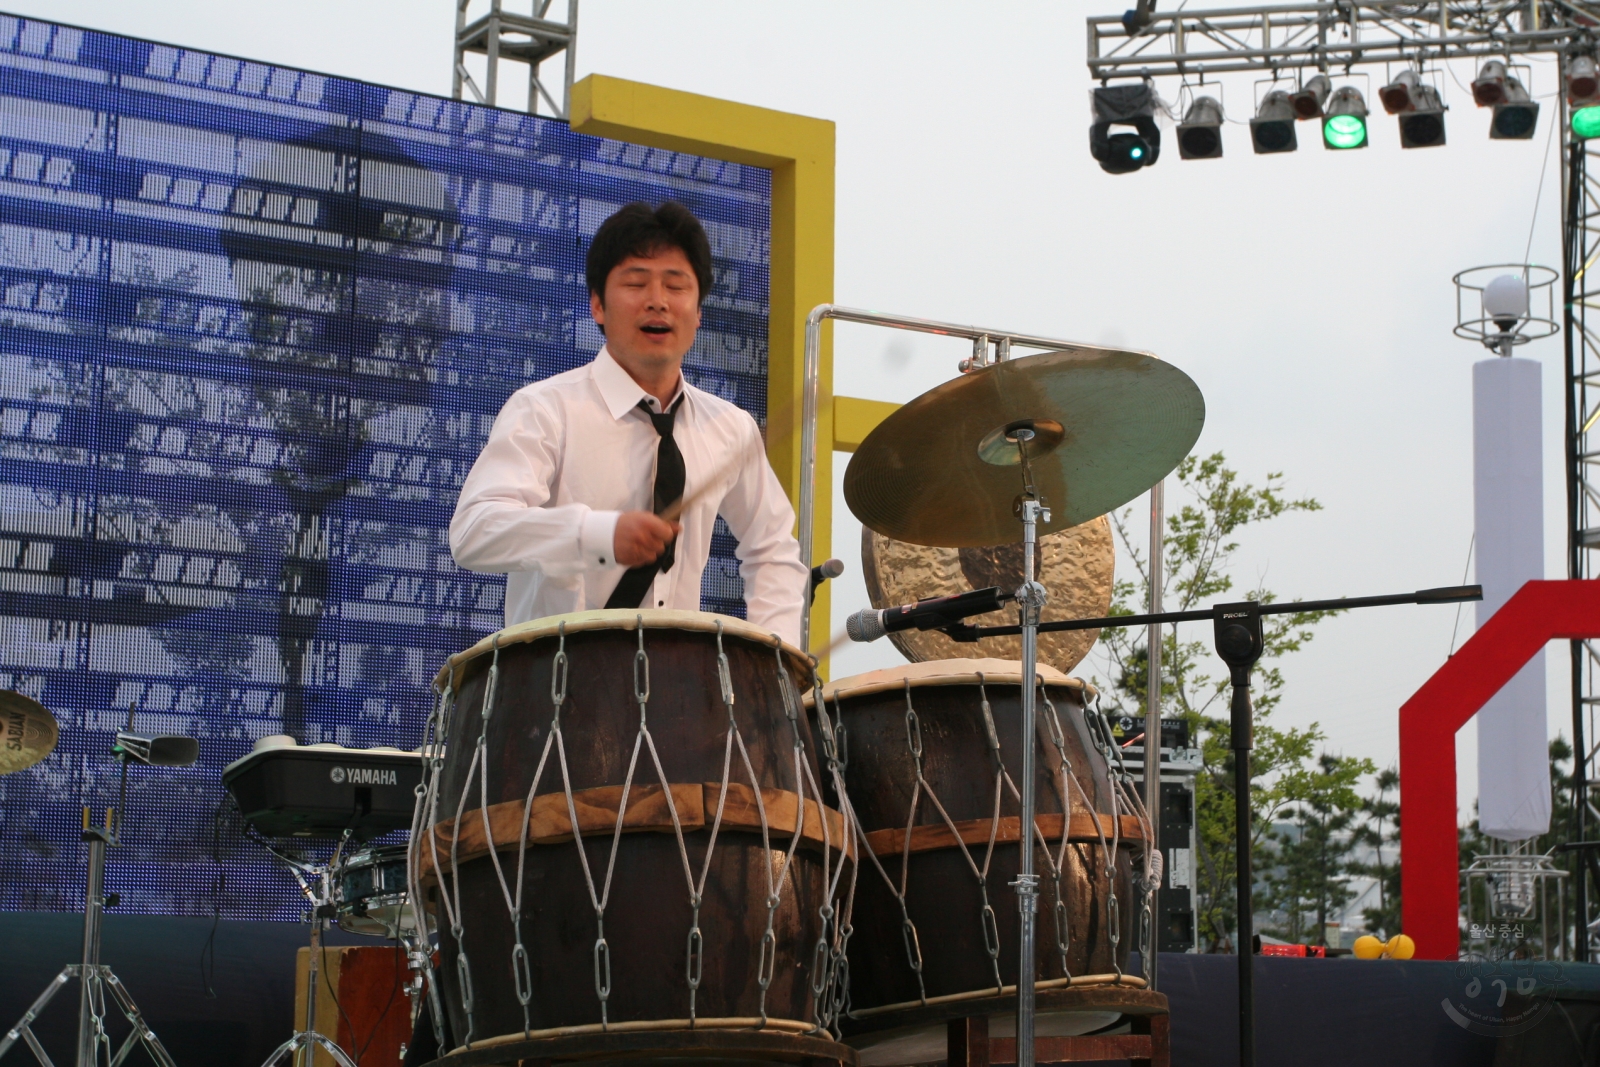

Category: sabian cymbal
[844, 346, 1204, 547]
[0, 691, 58, 775]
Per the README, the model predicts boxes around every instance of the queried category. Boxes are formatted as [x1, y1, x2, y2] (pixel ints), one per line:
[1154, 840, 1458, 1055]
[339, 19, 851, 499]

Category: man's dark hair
[586, 201, 714, 306]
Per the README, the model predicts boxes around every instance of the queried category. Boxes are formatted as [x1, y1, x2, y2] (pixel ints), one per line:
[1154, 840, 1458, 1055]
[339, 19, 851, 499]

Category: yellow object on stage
[1352, 935, 1385, 959]
[1385, 934, 1416, 959]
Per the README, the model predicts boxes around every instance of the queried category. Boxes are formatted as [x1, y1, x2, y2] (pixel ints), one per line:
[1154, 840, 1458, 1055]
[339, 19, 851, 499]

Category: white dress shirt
[449, 347, 809, 646]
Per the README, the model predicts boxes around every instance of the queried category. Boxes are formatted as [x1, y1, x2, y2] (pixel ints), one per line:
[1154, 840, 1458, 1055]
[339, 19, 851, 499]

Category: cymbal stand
[1009, 426, 1050, 1067]
[0, 742, 178, 1067]
[256, 836, 358, 1067]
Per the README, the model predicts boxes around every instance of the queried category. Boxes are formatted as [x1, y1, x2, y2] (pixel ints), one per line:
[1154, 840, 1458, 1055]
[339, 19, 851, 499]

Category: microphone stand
[943, 583, 1481, 1067]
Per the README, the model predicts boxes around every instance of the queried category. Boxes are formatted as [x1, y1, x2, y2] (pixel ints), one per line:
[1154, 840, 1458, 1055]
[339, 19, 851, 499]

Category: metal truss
[1564, 133, 1600, 961]
[452, 0, 577, 118]
[1087, 1, 1600, 960]
[1089, 2, 1592, 81]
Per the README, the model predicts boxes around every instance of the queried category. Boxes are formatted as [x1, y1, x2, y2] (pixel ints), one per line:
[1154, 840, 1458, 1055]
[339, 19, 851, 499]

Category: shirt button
[658, 600, 665, 607]
[599, 557, 606, 565]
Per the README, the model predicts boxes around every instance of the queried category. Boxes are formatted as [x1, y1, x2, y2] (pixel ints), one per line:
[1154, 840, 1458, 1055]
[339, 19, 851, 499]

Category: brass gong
[861, 516, 1114, 675]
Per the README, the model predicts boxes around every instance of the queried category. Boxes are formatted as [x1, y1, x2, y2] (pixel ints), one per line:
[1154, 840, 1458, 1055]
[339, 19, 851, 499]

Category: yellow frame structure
[571, 75, 900, 649]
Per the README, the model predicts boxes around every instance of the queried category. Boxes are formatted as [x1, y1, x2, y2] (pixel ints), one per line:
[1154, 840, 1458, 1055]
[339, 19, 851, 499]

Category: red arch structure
[1399, 579, 1600, 959]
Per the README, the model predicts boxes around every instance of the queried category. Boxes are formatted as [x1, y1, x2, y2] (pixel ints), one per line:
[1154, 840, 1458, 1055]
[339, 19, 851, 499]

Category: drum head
[436, 608, 811, 693]
[861, 517, 1113, 675]
[812, 658, 1088, 705]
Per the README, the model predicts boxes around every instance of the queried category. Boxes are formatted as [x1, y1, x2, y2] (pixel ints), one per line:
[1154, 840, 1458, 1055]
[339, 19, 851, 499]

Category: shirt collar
[591, 346, 689, 421]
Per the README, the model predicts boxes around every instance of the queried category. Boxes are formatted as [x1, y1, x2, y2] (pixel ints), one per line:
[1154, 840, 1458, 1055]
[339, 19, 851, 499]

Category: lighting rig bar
[1089, 2, 1586, 81]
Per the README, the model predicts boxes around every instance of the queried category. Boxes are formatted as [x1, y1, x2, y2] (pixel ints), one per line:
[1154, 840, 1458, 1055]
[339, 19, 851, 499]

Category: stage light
[1380, 69, 1422, 114]
[1322, 87, 1369, 149]
[1574, 105, 1600, 140]
[1568, 55, 1600, 106]
[1250, 91, 1298, 154]
[1090, 82, 1161, 175]
[1490, 78, 1539, 140]
[1177, 96, 1224, 159]
[1290, 74, 1331, 119]
[1397, 83, 1446, 148]
[1472, 60, 1508, 107]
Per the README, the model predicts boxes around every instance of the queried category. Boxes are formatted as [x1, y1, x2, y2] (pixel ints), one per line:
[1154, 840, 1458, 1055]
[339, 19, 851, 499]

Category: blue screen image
[0, 13, 772, 919]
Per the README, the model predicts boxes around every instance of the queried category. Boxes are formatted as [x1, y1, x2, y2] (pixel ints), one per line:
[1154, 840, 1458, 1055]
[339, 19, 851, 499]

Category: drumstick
[659, 444, 747, 525]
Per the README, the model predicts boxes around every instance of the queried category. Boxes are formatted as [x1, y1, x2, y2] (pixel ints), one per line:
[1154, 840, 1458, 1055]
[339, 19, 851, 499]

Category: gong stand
[1008, 427, 1050, 1067]
[945, 583, 1481, 1067]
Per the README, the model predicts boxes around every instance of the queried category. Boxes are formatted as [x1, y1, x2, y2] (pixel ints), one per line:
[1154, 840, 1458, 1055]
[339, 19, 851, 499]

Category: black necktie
[605, 396, 685, 610]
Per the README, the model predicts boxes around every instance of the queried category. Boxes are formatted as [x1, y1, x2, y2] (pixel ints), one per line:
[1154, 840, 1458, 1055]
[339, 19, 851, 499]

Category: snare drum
[334, 845, 414, 938]
[414, 610, 855, 1061]
[811, 659, 1155, 1066]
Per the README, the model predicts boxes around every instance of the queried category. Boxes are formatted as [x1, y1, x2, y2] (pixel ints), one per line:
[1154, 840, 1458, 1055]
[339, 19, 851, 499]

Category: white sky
[10, 0, 1576, 821]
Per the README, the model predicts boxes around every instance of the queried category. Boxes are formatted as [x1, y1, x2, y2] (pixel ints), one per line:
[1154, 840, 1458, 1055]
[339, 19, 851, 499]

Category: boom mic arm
[846, 586, 1012, 643]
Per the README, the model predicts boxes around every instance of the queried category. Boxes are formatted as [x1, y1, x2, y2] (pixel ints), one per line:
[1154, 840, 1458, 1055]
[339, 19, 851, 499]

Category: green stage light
[1325, 114, 1366, 148]
[1323, 86, 1370, 149]
[1574, 105, 1600, 140]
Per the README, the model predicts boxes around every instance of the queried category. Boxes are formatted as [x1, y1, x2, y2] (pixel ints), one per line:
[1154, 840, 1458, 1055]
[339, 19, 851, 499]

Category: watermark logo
[1442, 955, 1564, 1036]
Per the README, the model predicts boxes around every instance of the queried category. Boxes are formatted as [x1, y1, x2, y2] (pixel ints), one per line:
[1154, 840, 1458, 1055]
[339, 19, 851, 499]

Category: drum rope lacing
[1079, 689, 1158, 979]
[808, 666, 861, 1035]
[846, 675, 1151, 1004]
[408, 621, 857, 1050]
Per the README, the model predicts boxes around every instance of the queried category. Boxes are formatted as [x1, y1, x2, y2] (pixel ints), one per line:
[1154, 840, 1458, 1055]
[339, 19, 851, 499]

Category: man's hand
[613, 511, 681, 568]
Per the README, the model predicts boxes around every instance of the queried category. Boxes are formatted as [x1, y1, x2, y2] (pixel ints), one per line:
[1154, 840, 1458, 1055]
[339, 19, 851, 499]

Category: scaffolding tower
[453, 0, 577, 118]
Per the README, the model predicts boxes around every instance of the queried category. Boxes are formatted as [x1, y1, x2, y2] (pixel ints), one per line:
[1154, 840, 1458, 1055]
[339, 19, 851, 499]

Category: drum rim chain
[407, 620, 860, 1052]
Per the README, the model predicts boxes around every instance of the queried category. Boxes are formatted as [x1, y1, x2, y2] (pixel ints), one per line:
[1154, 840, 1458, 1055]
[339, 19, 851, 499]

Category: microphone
[808, 558, 845, 606]
[846, 587, 1011, 643]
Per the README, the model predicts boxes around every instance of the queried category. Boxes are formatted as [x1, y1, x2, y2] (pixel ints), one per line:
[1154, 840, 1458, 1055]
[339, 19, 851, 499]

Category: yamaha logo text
[329, 766, 397, 786]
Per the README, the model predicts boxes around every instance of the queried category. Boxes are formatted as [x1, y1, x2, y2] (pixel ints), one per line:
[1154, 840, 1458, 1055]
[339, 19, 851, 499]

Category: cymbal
[0, 691, 58, 775]
[844, 346, 1204, 547]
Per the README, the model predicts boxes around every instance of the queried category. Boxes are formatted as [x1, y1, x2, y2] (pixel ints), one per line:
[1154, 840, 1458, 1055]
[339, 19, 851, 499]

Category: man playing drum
[450, 201, 808, 645]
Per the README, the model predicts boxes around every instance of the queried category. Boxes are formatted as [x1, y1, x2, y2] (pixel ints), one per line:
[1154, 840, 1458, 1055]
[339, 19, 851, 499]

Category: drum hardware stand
[0, 715, 197, 1067]
[1008, 425, 1050, 1067]
[255, 835, 359, 1067]
[944, 582, 1483, 1067]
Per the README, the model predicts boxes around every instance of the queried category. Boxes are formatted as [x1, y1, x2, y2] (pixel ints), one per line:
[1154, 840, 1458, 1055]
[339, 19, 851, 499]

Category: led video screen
[0, 14, 772, 918]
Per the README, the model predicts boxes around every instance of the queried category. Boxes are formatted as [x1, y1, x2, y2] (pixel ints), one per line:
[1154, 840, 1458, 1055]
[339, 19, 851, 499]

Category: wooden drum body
[814, 659, 1145, 1064]
[415, 610, 854, 1057]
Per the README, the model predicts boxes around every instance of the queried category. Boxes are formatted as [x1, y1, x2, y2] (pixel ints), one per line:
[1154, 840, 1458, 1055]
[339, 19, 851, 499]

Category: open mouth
[640, 323, 672, 336]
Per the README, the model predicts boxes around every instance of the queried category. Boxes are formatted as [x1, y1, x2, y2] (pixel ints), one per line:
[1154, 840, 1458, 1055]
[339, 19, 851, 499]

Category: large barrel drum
[414, 610, 854, 1060]
[812, 659, 1148, 1065]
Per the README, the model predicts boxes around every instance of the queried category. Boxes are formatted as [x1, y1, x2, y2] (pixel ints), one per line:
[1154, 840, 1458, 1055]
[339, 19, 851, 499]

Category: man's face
[590, 246, 702, 376]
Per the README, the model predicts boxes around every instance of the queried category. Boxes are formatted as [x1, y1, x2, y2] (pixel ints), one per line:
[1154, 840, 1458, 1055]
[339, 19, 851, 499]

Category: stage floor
[6, 913, 1599, 1066]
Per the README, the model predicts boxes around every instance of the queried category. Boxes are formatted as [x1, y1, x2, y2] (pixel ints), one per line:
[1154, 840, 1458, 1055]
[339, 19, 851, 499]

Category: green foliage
[1350, 767, 1401, 939]
[1259, 753, 1374, 943]
[1095, 452, 1373, 949]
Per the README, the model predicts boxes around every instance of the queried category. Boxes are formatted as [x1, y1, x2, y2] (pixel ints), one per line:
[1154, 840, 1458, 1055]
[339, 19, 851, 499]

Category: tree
[1258, 753, 1371, 944]
[1350, 767, 1401, 939]
[1094, 452, 1368, 949]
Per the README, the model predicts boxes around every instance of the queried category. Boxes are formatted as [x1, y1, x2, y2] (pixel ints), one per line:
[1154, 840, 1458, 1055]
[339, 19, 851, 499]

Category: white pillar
[1473, 355, 1550, 842]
